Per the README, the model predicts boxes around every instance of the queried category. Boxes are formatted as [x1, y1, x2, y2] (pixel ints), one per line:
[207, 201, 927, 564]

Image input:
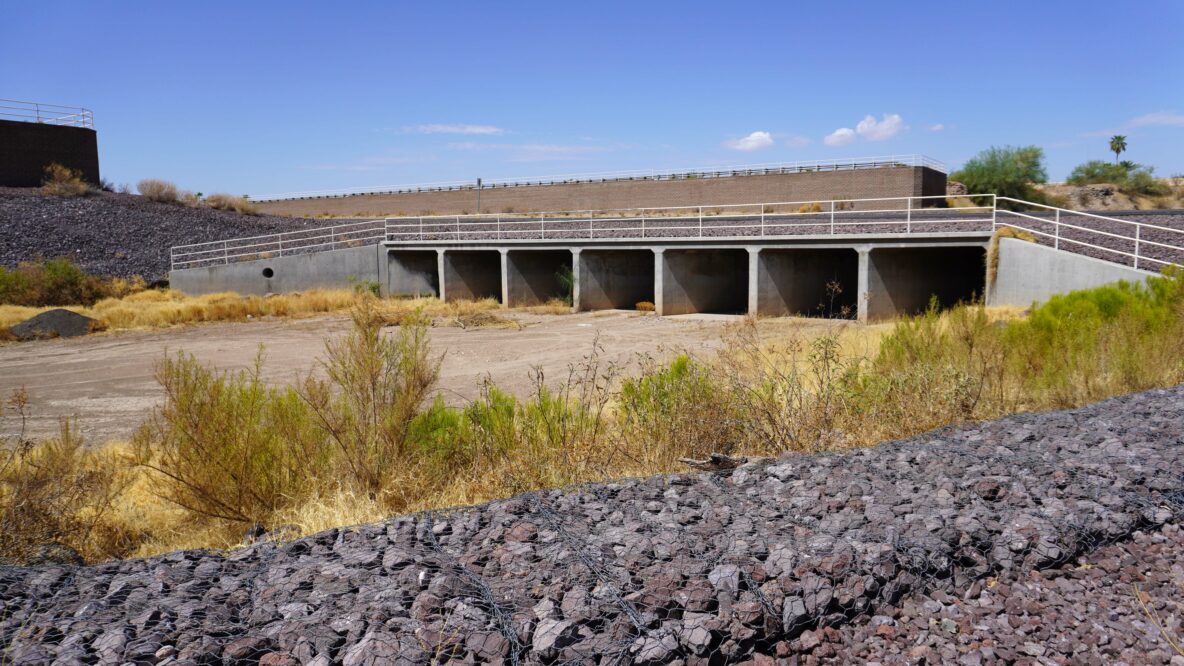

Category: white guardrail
[170, 194, 1184, 272]
[0, 98, 93, 128]
[249, 155, 946, 202]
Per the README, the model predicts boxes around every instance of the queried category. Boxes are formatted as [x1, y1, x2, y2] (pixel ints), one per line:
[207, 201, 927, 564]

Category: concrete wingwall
[988, 237, 1154, 307]
[258, 167, 946, 217]
[0, 119, 100, 187]
[170, 244, 383, 296]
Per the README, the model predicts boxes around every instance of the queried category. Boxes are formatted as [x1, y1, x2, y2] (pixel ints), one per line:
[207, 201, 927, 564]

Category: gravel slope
[0, 188, 353, 281]
[2, 386, 1183, 664]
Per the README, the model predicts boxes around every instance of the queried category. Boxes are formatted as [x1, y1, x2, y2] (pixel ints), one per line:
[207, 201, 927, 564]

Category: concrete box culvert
[576, 250, 656, 311]
[660, 249, 749, 316]
[388, 250, 440, 298]
[758, 248, 859, 319]
[506, 250, 572, 307]
[442, 250, 502, 302]
[866, 246, 987, 321]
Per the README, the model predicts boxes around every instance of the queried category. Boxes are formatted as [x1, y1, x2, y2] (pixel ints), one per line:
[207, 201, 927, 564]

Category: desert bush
[206, 193, 260, 215]
[1, 390, 133, 563]
[1067, 160, 1171, 197]
[952, 146, 1048, 203]
[41, 163, 89, 197]
[635, 301, 655, 312]
[0, 258, 142, 307]
[137, 179, 179, 203]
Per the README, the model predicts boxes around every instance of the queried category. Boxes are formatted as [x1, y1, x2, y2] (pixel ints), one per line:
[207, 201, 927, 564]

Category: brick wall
[0, 119, 100, 187]
[259, 166, 946, 217]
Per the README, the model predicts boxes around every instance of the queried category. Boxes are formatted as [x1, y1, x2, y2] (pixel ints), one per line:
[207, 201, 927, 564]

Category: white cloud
[928, 123, 945, 132]
[723, 131, 775, 151]
[409, 124, 505, 135]
[855, 113, 906, 141]
[784, 135, 811, 147]
[823, 127, 856, 147]
[1128, 111, 1184, 128]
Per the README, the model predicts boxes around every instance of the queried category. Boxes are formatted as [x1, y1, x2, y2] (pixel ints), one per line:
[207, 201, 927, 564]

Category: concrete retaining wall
[0, 119, 100, 187]
[259, 167, 946, 217]
[988, 237, 1153, 307]
[170, 244, 382, 296]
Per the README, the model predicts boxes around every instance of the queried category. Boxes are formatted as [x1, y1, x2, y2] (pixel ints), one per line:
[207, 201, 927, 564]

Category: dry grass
[987, 226, 1038, 288]
[41, 163, 89, 198]
[206, 193, 260, 216]
[137, 179, 179, 203]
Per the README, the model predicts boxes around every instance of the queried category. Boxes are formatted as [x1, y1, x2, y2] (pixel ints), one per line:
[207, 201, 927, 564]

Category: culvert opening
[577, 250, 655, 311]
[758, 248, 858, 319]
[443, 250, 502, 303]
[868, 246, 987, 320]
[388, 250, 440, 298]
[662, 249, 749, 315]
[261, 267, 274, 278]
[507, 250, 573, 306]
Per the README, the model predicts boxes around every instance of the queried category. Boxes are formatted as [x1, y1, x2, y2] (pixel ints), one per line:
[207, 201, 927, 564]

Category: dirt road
[0, 310, 790, 443]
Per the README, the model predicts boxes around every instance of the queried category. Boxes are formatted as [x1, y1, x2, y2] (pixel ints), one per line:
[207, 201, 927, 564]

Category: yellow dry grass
[0, 290, 565, 337]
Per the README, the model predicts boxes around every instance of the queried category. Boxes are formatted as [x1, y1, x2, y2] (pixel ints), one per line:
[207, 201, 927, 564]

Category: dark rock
[9, 309, 97, 341]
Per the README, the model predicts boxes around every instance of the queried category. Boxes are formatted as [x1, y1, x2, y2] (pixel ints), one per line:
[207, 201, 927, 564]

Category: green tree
[951, 145, 1048, 202]
[1109, 135, 1127, 164]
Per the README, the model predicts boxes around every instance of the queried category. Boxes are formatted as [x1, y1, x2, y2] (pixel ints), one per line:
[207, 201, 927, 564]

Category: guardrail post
[1054, 210, 1060, 251]
[1134, 225, 1141, 270]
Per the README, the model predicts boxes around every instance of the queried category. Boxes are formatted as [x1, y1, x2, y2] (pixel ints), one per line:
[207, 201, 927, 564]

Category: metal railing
[0, 99, 93, 128]
[170, 194, 1184, 273]
[250, 155, 946, 202]
[994, 198, 1184, 271]
[170, 219, 386, 270]
[383, 194, 994, 244]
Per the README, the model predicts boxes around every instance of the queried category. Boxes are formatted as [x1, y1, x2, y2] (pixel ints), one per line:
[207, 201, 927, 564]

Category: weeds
[0, 258, 145, 307]
[206, 193, 260, 215]
[41, 163, 89, 198]
[137, 179, 179, 203]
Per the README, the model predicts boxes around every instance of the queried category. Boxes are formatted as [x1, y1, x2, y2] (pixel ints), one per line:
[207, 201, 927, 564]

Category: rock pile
[2, 386, 1183, 664]
[8, 309, 99, 341]
[0, 187, 351, 281]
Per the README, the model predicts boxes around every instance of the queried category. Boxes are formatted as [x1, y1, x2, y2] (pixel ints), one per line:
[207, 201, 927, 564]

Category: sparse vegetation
[204, 193, 260, 215]
[0, 258, 145, 307]
[635, 300, 656, 312]
[137, 179, 179, 203]
[40, 163, 90, 198]
[3, 270, 1183, 562]
[1066, 160, 1170, 197]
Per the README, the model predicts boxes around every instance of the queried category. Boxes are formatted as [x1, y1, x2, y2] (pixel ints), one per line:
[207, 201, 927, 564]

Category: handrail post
[419, 217, 423, 241]
[331, 227, 335, 248]
[698, 207, 703, 239]
[588, 210, 593, 240]
[642, 213, 646, 239]
[830, 200, 836, 235]
[278, 236, 283, 257]
[223, 240, 229, 265]
[760, 205, 766, 237]
[1054, 209, 1060, 251]
[991, 195, 998, 230]
[1134, 225, 1141, 270]
[906, 197, 912, 233]
[456, 216, 461, 241]
[497, 214, 502, 241]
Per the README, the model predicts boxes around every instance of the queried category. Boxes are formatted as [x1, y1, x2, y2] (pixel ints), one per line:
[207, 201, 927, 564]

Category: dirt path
[0, 310, 805, 443]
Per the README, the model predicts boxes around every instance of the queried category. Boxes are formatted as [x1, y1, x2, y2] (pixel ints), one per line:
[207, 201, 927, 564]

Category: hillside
[0, 188, 363, 281]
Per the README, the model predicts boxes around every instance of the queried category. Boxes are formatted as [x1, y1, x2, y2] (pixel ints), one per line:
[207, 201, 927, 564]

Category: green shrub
[1066, 160, 1170, 197]
[0, 258, 141, 306]
[951, 146, 1048, 203]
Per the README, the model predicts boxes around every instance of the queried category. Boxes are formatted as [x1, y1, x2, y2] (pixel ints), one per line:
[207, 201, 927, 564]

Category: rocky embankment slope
[3, 387, 1183, 664]
[0, 188, 354, 282]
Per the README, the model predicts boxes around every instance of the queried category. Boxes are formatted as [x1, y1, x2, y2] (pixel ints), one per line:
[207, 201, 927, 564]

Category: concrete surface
[988, 237, 1154, 307]
[505, 250, 572, 307]
[170, 244, 382, 296]
[387, 250, 439, 297]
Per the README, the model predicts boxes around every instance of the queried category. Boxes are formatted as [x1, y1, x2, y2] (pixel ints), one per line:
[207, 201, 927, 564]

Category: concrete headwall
[0, 119, 100, 187]
[988, 237, 1153, 307]
[259, 167, 946, 217]
[170, 244, 382, 296]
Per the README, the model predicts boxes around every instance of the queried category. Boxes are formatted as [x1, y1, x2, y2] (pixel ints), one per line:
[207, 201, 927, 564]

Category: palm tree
[1109, 135, 1127, 164]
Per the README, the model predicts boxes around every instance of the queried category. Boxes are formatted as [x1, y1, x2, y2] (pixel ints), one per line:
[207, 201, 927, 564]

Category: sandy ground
[0, 310, 848, 444]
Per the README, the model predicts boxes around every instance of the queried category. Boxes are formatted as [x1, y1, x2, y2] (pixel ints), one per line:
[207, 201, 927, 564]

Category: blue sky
[4, 1, 1182, 197]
